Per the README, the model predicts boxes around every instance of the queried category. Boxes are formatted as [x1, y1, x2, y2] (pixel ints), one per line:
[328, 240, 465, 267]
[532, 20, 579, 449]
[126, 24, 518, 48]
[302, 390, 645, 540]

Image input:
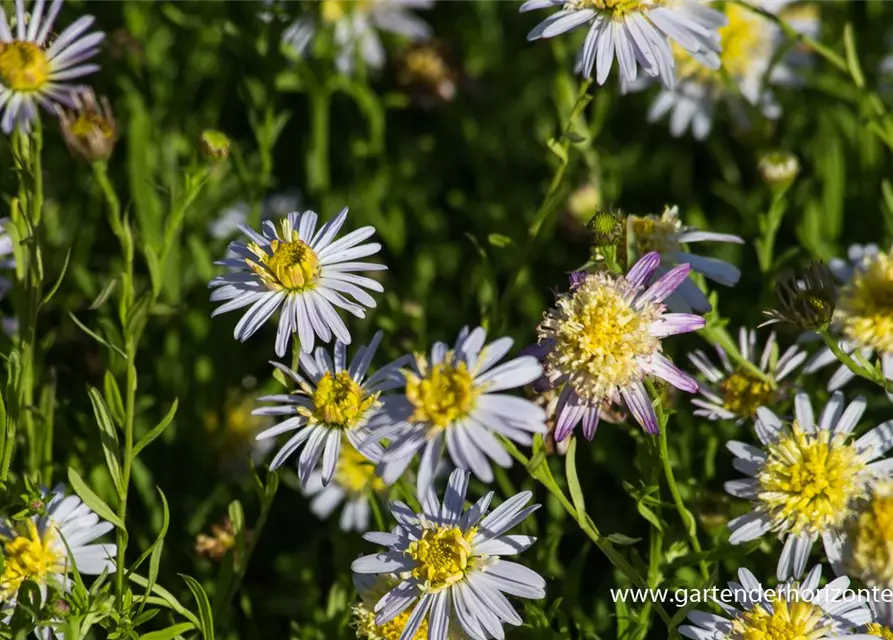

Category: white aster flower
[804, 243, 893, 399]
[628, 205, 744, 313]
[522, 0, 726, 89]
[0, 484, 116, 602]
[254, 332, 405, 489]
[531, 252, 704, 439]
[688, 327, 806, 423]
[371, 326, 548, 498]
[304, 439, 388, 532]
[724, 391, 893, 580]
[679, 559, 873, 639]
[0, 0, 104, 134]
[283, 0, 433, 75]
[351, 469, 545, 640]
[209, 207, 385, 356]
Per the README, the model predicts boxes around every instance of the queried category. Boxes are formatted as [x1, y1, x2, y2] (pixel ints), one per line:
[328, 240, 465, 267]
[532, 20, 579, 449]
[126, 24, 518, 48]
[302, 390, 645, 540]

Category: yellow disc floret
[352, 602, 429, 640]
[565, 0, 645, 18]
[728, 599, 831, 640]
[247, 222, 320, 292]
[0, 41, 50, 92]
[758, 421, 867, 537]
[405, 355, 479, 429]
[720, 369, 776, 418]
[335, 442, 386, 496]
[310, 371, 378, 429]
[538, 272, 661, 403]
[321, 0, 372, 23]
[0, 521, 62, 599]
[865, 623, 893, 640]
[630, 206, 683, 254]
[846, 481, 893, 585]
[408, 526, 477, 592]
[835, 248, 893, 354]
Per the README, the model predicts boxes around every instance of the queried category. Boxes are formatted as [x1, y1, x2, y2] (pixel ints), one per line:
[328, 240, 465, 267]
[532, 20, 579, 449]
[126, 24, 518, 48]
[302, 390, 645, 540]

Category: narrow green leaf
[605, 533, 642, 546]
[89, 278, 118, 310]
[87, 387, 124, 495]
[41, 248, 71, 306]
[68, 312, 127, 360]
[138, 622, 195, 640]
[133, 398, 178, 458]
[144, 245, 162, 298]
[128, 487, 170, 578]
[103, 371, 125, 428]
[179, 574, 214, 640]
[145, 490, 170, 608]
[67, 468, 124, 530]
[128, 573, 200, 628]
[843, 23, 865, 89]
[565, 438, 586, 518]
[486, 233, 513, 248]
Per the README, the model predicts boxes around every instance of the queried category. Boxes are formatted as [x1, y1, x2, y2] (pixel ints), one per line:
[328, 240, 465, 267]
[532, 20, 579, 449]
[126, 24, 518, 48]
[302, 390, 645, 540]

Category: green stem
[497, 79, 593, 324]
[308, 85, 331, 196]
[755, 193, 787, 274]
[115, 342, 137, 611]
[818, 329, 893, 392]
[698, 324, 776, 387]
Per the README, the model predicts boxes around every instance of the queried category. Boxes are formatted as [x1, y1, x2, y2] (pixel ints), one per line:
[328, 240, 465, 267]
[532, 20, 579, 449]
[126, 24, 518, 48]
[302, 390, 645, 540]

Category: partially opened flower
[522, 0, 726, 88]
[371, 326, 547, 497]
[253, 332, 404, 488]
[351, 469, 545, 640]
[628, 205, 743, 313]
[804, 244, 893, 397]
[0, 0, 105, 134]
[688, 327, 806, 423]
[532, 252, 704, 439]
[304, 440, 388, 532]
[209, 207, 385, 356]
[0, 484, 116, 601]
[679, 559, 872, 639]
[725, 391, 893, 579]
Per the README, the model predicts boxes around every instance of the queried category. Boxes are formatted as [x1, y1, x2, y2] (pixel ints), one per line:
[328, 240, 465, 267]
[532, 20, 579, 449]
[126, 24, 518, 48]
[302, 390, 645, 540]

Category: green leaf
[88, 386, 124, 495]
[565, 438, 586, 518]
[103, 371, 125, 428]
[89, 278, 118, 310]
[138, 622, 195, 640]
[133, 398, 178, 458]
[179, 574, 214, 640]
[67, 467, 124, 530]
[636, 500, 663, 533]
[144, 245, 162, 298]
[41, 248, 71, 307]
[546, 137, 568, 164]
[68, 312, 128, 360]
[128, 574, 200, 628]
[128, 487, 169, 579]
[605, 533, 642, 546]
[486, 233, 513, 248]
[843, 23, 865, 89]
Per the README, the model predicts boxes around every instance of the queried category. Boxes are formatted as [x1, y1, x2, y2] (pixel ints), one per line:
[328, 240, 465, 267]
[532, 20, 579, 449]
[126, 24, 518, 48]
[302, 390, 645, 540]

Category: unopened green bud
[587, 210, 624, 247]
[200, 130, 231, 161]
[763, 261, 836, 331]
[759, 151, 799, 191]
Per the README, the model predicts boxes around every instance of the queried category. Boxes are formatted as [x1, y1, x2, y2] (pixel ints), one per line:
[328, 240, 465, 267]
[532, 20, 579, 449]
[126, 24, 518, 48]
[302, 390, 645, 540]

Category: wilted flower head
[763, 261, 836, 331]
[195, 517, 237, 562]
[759, 150, 800, 190]
[57, 90, 116, 162]
[397, 40, 458, 103]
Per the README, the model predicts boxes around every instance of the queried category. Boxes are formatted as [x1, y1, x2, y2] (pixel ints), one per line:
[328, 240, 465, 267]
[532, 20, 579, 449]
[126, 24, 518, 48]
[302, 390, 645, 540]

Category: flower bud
[763, 261, 836, 331]
[57, 91, 117, 162]
[759, 151, 799, 191]
[200, 130, 231, 162]
[587, 210, 623, 247]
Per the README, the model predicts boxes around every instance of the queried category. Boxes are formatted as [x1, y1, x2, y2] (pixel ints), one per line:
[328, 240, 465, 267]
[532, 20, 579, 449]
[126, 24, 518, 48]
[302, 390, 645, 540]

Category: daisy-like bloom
[804, 244, 893, 397]
[0, 0, 105, 134]
[0, 485, 116, 601]
[209, 207, 385, 357]
[845, 480, 893, 590]
[253, 332, 404, 488]
[678, 560, 873, 639]
[522, 0, 726, 89]
[687, 327, 806, 423]
[627, 205, 744, 313]
[371, 326, 547, 498]
[304, 439, 388, 532]
[351, 469, 545, 640]
[531, 252, 704, 439]
[724, 391, 893, 580]
[282, 1, 433, 76]
[644, 2, 784, 140]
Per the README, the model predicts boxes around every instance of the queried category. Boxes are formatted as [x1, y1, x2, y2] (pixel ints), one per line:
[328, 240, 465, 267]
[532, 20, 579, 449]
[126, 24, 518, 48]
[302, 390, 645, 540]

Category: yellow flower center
[311, 371, 376, 429]
[405, 357, 479, 429]
[835, 249, 893, 353]
[631, 211, 682, 254]
[0, 41, 50, 92]
[720, 369, 776, 418]
[729, 600, 831, 640]
[865, 623, 893, 640]
[321, 0, 372, 23]
[846, 482, 893, 585]
[408, 526, 476, 592]
[0, 521, 61, 599]
[247, 224, 320, 292]
[673, 4, 771, 84]
[758, 421, 867, 537]
[538, 272, 661, 403]
[335, 442, 386, 496]
[404, 48, 449, 84]
[353, 602, 430, 640]
[69, 113, 115, 142]
[566, 0, 646, 18]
